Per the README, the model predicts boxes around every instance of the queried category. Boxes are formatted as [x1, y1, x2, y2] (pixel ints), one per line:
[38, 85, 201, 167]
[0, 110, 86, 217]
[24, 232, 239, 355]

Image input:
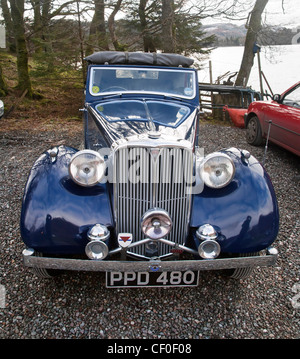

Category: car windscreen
[95, 100, 191, 127]
[89, 67, 196, 100]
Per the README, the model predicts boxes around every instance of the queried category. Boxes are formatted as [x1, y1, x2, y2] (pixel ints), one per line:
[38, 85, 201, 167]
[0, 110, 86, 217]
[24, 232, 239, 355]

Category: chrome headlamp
[200, 152, 235, 189]
[69, 150, 105, 187]
[141, 208, 172, 240]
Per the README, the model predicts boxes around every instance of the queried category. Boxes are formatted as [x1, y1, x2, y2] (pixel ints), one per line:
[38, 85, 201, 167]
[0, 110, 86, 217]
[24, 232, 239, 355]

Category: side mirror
[273, 94, 281, 102]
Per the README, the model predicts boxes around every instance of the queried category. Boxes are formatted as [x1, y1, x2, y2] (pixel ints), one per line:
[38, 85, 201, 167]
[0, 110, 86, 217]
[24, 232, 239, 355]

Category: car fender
[190, 148, 279, 253]
[20, 145, 114, 254]
[245, 102, 265, 127]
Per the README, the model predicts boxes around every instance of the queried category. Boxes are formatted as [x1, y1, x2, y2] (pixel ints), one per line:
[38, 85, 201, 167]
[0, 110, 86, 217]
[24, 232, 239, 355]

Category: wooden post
[257, 49, 264, 97]
[261, 71, 274, 96]
[209, 61, 213, 116]
[209, 61, 213, 84]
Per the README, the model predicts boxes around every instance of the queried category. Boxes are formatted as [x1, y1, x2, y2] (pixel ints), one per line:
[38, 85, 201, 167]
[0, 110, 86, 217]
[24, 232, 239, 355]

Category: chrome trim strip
[264, 119, 300, 136]
[23, 249, 278, 273]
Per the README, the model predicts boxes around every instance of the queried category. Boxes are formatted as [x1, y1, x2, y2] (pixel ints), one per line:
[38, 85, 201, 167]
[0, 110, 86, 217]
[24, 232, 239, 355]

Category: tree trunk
[9, 0, 33, 98]
[31, 0, 43, 53]
[0, 63, 8, 96]
[161, 0, 175, 53]
[235, 0, 269, 87]
[138, 0, 156, 52]
[86, 0, 109, 55]
[41, 0, 55, 72]
[0, 0, 15, 52]
[108, 0, 126, 51]
[76, 0, 86, 82]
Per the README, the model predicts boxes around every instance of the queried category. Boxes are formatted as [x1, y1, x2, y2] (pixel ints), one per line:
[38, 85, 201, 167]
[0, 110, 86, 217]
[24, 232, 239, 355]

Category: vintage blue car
[21, 52, 279, 287]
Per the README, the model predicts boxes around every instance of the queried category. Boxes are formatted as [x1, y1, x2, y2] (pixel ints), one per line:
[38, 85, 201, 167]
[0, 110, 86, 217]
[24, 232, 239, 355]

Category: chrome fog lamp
[69, 150, 105, 187]
[85, 240, 108, 260]
[200, 152, 235, 189]
[198, 239, 221, 259]
[141, 208, 172, 240]
[87, 224, 110, 242]
[85, 224, 110, 260]
[196, 224, 218, 241]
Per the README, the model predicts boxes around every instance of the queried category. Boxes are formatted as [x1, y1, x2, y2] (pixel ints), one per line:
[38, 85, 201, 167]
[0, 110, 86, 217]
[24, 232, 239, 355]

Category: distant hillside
[203, 23, 247, 46]
[203, 23, 297, 46]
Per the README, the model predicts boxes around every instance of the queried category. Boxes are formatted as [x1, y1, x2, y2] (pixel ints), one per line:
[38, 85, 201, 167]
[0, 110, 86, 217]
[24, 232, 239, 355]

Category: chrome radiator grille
[114, 145, 193, 258]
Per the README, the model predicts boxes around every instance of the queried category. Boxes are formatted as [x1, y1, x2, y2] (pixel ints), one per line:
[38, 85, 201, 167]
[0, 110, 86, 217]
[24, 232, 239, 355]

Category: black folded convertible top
[85, 51, 194, 67]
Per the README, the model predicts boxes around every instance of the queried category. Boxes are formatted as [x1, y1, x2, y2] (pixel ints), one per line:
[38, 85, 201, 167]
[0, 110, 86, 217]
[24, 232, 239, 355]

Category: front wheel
[246, 115, 263, 146]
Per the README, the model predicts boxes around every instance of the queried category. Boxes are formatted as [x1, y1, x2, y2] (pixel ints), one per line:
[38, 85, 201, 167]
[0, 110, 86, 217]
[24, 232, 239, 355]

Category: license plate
[106, 270, 199, 288]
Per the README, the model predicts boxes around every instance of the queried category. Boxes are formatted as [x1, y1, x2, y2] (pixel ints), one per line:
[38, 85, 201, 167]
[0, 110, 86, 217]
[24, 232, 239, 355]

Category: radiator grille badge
[118, 233, 132, 248]
[149, 263, 161, 272]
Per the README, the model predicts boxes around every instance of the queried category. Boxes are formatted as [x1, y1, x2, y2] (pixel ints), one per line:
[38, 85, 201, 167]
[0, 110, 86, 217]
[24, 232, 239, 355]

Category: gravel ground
[0, 119, 299, 340]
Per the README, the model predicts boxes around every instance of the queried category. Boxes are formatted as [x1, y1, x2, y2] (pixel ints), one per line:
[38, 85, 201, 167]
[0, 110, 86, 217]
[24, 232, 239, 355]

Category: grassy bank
[0, 51, 84, 131]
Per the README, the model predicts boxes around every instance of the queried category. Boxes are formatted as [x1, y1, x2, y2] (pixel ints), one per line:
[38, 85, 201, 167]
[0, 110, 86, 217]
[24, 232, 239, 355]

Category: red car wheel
[246, 116, 263, 146]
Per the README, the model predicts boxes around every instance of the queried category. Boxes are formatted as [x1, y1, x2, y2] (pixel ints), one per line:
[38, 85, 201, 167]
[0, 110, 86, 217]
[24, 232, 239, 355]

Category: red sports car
[245, 82, 300, 156]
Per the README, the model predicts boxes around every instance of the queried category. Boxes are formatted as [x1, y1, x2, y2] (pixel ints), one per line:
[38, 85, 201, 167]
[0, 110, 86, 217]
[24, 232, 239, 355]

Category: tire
[31, 252, 62, 279]
[223, 252, 259, 279]
[246, 115, 263, 146]
[228, 266, 255, 279]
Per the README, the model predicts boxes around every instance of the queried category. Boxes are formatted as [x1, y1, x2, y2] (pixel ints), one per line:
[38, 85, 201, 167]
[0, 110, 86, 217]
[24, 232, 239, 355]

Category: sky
[0, 1, 298, 28]
[201, 0, 300, 29]
[264, 0, 300, 28]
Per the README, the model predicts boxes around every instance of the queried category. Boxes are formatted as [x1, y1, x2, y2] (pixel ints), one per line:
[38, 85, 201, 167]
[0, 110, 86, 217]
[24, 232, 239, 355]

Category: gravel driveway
[0, 120, 299, 339]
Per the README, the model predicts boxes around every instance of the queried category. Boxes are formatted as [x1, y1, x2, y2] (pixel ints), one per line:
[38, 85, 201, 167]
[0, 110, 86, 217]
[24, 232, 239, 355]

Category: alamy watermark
[0, 284, 5, 309]
[291, 283, 300, 309]
[0, 26, 5, 49]
[97, 146, 205, 195]
[292, 27, 300, 44]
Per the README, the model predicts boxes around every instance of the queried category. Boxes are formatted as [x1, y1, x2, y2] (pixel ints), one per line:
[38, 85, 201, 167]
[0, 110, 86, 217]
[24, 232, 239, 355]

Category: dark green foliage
[1, 0, 214, 98]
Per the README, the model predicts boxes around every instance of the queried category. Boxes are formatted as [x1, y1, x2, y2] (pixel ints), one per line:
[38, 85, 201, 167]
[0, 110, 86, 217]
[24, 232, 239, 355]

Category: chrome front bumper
[22, 247, 278, 273]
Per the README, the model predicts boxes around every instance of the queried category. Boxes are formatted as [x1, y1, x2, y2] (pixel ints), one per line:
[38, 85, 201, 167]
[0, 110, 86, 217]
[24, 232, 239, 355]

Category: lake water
[198, 44, 300, 95]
